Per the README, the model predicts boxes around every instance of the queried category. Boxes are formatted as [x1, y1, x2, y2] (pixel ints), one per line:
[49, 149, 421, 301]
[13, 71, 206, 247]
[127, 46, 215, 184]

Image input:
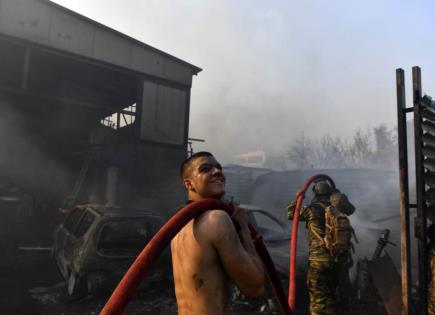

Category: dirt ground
[27, 281, 287, 315]
[0, 251, 283, 315]
[0, 250, 387, 315]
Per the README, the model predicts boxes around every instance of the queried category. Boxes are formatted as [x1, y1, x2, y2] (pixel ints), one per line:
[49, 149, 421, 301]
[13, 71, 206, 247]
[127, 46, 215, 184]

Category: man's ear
[183, 178, 193, 191]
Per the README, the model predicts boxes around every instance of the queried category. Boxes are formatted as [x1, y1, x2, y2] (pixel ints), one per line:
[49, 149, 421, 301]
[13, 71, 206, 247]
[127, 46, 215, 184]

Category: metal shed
[0, 0, 201, 218]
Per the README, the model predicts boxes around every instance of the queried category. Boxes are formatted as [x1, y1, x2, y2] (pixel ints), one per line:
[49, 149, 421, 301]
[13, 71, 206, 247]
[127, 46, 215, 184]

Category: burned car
[52, 204, 169, 297]
[244, 206, 309, 276]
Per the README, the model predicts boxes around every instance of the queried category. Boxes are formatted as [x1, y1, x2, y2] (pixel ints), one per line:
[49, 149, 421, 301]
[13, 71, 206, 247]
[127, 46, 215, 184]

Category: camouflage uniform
[429, 247, 435, 315]
[287, 195, 354, 315]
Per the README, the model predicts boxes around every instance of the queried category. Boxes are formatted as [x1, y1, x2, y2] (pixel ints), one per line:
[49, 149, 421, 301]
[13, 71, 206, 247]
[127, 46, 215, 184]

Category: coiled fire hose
[287, 174, 335, 312]
[100, 198, 293, 315]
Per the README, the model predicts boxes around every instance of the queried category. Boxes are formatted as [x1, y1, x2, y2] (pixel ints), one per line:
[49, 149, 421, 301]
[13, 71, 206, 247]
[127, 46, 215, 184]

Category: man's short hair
[180, 151, 214, 180]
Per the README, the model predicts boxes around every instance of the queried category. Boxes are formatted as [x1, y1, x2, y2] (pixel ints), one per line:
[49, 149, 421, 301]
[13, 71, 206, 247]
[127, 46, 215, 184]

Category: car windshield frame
[248, 209, 287, 233]
[95, 215, 162, 258]
[73, 210, 97, 239]
[63, 207, 86, 235]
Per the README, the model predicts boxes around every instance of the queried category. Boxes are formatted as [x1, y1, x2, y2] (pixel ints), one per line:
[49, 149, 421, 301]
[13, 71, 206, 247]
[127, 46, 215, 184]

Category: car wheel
[67, 271, 87, 299]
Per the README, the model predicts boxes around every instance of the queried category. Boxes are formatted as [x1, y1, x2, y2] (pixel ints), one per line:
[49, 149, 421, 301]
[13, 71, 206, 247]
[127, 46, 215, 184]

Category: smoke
[0, 97, 72, 201]
[43, 0, 434, 272]
[245, 167, 405, 274]
[47, 0, 435, 164]
[46, 0, 435, 167]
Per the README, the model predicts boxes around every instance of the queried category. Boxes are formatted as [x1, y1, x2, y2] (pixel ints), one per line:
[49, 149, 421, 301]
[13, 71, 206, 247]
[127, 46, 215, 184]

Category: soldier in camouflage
[286, 180, 355, 315]
[428, 224, 435, 315]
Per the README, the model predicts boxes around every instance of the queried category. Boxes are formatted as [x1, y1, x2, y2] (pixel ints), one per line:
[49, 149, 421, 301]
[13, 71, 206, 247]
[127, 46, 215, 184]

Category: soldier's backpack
[330, 192, 355, 216]
[313, 192, 358, 255]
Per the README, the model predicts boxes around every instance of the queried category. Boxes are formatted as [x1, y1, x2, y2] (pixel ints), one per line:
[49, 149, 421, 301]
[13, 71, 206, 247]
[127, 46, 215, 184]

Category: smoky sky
[52, 0, 435, 163]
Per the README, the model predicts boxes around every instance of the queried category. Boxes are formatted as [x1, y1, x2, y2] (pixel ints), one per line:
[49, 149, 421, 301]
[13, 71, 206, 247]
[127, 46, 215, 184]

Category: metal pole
[396, 68, 411, 315]
[413, 66, 428, 315]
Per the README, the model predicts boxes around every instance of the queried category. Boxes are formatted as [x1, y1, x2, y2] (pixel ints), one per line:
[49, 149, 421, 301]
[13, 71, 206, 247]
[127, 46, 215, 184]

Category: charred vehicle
[52, 205, 169, 297]
[230, 206, 309, 313]
[245, 206, 308, 276]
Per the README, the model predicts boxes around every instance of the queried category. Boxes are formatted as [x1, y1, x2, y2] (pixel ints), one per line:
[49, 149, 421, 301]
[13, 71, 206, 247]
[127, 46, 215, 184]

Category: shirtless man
[171, 151, 264, 315]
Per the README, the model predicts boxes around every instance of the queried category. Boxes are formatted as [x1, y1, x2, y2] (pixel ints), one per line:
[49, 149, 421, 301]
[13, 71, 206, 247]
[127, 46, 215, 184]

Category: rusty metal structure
[0, 0, 201, 243]
[397, 66, 435, 315]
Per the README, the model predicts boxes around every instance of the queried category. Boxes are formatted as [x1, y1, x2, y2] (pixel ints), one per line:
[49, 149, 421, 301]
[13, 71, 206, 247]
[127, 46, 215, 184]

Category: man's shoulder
[197, 209, 232, 226]
[195, 209, 235, 241]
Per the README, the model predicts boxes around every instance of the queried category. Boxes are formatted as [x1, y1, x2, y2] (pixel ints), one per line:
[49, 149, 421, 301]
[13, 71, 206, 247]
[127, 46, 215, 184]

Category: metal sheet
[162, 58, 194, 86]
[0, 0, 200, 86]
[413, 66, 428, 315]
[93, 28, 131, 68]
[131, 44, 163, 78]
[49, 9, 94, 57]
[140, 80, 158, 142]
[0, 0, 50, 44]
[425, 159, 435, 173]
[422, 120, 435, 136]
[153, 85, 187, 145]
[423, 133, 435, 148]
[367, 253, 402, 315]
[424, 171, 435, 188]
[421, 95, 433, 110]
[426, 189, 435, 204]
[422, 108, 435, 122]
[427, 206, 435, 220]
[423, 145, 435, 159]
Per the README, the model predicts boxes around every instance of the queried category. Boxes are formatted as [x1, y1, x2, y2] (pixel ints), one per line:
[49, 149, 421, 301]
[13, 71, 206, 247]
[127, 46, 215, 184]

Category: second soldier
[287, 180, 356, 315]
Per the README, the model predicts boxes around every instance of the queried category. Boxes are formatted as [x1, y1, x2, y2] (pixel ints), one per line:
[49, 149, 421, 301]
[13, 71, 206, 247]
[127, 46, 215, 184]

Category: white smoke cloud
[51, 0, 435, 163]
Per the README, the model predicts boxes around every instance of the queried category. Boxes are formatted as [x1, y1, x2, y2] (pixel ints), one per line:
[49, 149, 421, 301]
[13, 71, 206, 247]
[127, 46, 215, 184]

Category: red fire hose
[100, 198, 293, 315]
[287, 174, 335, 312]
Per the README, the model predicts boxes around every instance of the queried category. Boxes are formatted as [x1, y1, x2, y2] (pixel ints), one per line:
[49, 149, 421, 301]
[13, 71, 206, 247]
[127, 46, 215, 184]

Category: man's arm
[286, 201, 307, 221]
[200, 210, 264, 298]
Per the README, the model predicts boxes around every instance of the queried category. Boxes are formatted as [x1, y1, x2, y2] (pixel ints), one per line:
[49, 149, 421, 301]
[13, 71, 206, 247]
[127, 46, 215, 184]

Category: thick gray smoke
[49, 0, 435, 164]
[240, 167, 404, 275]
[0, 98, 71, 199]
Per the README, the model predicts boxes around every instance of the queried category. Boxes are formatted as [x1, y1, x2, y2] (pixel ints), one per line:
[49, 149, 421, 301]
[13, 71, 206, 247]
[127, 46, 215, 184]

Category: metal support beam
[0, 84, 135, 115]
[413, 65, 428, 315]
[188, 138, 205, 143]
[134, 79, 144, 137]
[396, 68, 411, 315]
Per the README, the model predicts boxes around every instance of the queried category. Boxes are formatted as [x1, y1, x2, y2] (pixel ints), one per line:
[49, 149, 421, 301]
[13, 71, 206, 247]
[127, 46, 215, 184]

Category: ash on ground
[0, 250, 280, 315]
[29, 281, 280, 315]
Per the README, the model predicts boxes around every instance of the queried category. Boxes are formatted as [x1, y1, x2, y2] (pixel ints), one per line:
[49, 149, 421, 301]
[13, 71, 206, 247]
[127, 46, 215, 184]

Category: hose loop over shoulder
[101, 199, 293, 315]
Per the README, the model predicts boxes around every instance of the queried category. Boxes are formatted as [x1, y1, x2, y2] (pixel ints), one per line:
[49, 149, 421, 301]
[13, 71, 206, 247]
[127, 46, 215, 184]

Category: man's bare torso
[171, 211, 231, 315]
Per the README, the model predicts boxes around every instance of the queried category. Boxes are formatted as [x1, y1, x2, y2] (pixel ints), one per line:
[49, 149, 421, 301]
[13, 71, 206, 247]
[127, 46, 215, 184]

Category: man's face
[184, 155, 226, 200]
